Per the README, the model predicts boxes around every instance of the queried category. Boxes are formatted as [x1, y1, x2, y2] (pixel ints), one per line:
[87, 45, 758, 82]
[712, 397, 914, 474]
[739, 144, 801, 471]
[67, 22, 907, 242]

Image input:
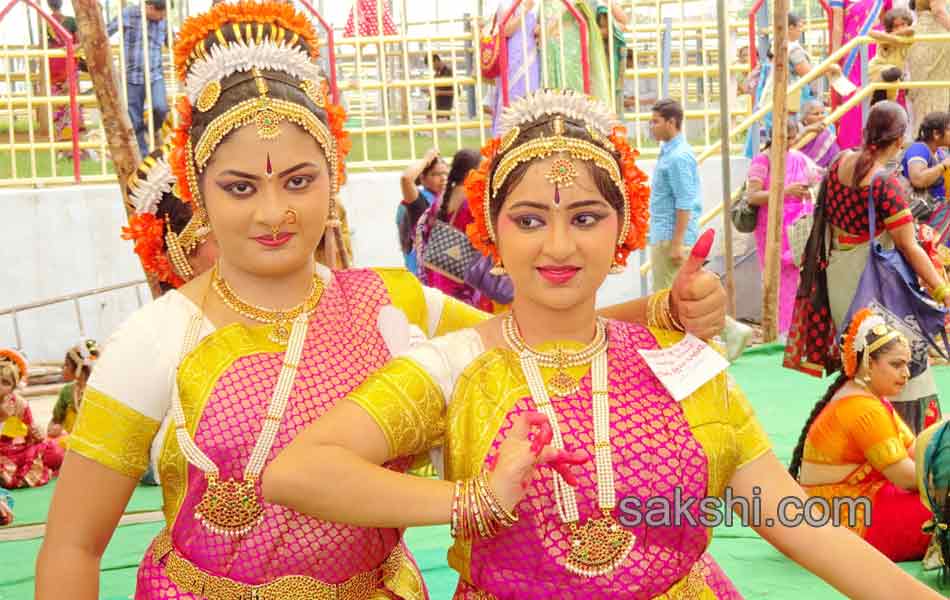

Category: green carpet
[1, 484, 163, 529]
[2, 346, 947, 598]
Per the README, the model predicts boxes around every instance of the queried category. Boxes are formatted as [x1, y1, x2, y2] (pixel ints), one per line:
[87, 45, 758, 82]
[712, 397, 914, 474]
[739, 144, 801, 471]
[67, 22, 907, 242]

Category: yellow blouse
[69, 266, 487, 512]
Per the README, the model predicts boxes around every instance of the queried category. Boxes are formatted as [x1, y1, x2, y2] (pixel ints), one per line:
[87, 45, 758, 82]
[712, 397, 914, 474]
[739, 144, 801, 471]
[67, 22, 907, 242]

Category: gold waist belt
[151, 529, 402, 600]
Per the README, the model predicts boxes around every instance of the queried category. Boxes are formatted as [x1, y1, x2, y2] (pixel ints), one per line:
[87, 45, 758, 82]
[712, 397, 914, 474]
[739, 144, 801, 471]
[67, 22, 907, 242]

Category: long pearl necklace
[503, 315, 634, 577]
[172, 308, 311, 537]
[502, 313, 608, 396]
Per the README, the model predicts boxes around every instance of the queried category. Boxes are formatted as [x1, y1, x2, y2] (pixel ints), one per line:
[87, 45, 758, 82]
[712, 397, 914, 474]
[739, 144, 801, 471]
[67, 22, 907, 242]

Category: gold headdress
[167, 1, 352, 268]
[841, 308, 909, 379]
[463, 90, 650, 272]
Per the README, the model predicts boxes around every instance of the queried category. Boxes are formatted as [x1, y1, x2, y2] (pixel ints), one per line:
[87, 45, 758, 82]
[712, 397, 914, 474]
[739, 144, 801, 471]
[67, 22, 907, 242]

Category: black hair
[789, 330, 905, 480]
[398, 156, 445, 255]
[439, 149, 481, 222]
[763, 118, 801, 151]
[146, 0, 166, 10]
[788, 13, 802, 28]
[652, 98, 684, 129]
[850, 101, 907, 189]
[883, 7, 914, 32]
[47, 0, 63, 12]
[917, 111, 950, 143]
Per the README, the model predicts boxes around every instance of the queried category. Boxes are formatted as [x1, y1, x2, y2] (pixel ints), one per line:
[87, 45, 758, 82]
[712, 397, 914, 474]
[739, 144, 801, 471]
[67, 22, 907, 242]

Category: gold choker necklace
[502, 313, 608, 396]
[212, 264, 325, 344]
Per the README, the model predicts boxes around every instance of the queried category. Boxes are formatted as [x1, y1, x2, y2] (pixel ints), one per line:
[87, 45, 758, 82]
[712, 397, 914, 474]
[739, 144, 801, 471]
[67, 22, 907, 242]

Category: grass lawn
[0, 120, 669, 183]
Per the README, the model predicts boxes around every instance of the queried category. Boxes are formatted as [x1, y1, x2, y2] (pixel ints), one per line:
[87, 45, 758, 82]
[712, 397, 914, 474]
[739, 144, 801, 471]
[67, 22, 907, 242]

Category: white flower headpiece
[498, 89, 620, 138]
[854, 314, 888, 354]
[128, 154, 175, 216]
[185, 38, 323, 105]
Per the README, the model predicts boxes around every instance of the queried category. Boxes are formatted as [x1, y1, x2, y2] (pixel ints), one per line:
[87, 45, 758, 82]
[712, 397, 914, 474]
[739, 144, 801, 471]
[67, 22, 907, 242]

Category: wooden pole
[716, 0, 736, 317]
[762, 0, 789, 341]
[74, 0, 162, 299]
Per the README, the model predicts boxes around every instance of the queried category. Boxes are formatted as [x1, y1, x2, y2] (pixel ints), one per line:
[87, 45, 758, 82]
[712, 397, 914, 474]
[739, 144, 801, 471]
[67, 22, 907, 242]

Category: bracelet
[647, 289, 686, 332]
[933, 283, 950, 303]
[449, 470, 518, 540]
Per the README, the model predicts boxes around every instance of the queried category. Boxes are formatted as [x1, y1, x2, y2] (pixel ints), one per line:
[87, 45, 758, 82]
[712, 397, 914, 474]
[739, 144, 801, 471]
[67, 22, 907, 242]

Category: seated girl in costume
[48, 339, 99, 440]
[0, 350, 63, 489]
[790, 308, 932, 562]
[263, 90, 942, 599]
[916, 418, 950, 584]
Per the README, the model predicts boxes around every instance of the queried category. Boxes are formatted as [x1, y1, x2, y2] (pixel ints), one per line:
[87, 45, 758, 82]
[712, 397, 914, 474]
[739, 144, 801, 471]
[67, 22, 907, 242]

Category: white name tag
[831, 75, 857, 97]
[637, 334, 730, 402]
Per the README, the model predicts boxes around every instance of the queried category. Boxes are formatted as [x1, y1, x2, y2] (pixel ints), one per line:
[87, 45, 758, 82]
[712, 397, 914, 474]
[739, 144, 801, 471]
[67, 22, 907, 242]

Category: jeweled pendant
[269, 318, 291, 345]
[565, 515, 635, 577]
[194, 475, 263, 537]
[549, 369, 580, 397]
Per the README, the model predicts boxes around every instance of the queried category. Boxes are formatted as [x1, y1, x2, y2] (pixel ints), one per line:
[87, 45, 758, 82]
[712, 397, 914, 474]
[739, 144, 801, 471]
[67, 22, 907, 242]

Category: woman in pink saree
[832, 0, 892, 149]
[746, 119, 824, 335]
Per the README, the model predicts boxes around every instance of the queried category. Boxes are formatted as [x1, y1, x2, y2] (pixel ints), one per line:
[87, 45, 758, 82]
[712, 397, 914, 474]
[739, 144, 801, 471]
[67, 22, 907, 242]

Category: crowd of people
[2, 0, 949, 598]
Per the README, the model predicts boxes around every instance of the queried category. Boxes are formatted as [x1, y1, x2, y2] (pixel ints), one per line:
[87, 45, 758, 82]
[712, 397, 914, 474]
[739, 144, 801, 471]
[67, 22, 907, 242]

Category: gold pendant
[194, 475, 263, 537]
[565, 515, 634, 577]
[269, 316, 291, 345]
[549, 369, 580, 397]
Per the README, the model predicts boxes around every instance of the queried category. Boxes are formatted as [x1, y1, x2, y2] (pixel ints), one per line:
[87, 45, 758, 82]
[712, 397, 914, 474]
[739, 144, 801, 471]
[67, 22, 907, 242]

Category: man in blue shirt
[108, 0, 168, 157]
[649, 99, 752, 360]
[648, 99, 702, 291]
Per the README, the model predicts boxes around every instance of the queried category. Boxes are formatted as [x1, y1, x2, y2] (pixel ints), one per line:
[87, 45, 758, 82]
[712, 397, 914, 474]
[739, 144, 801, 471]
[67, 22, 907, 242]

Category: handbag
[787, 208, 815, 268]
[479, 14, 502, 80]
[841, 170, 950, 378]
[422, 213, 479, 284]
[730, 181, 758, 233]
[908, 186, 937, 222]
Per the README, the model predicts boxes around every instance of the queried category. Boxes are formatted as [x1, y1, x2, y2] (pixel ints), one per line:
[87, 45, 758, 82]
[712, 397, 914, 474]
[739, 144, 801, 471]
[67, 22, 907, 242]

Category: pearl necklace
[172, 311, 309, 537]
[502, 313, 608, 396]
[505, 315, 634, 577]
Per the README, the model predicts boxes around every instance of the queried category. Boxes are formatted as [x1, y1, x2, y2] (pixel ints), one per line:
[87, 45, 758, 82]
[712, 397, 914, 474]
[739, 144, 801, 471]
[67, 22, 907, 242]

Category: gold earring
[489, 261, 506, 276]
[609, 261, 625, 275]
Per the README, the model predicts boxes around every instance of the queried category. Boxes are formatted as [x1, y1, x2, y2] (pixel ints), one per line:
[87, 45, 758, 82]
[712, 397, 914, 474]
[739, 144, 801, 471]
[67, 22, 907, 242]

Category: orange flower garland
[122, 212, 185, 288]
[609, 125, 650, 268]
[173, 0, 320, 82]
[169, 96, 194, 206]
[842, 307, 874, 377]
[326, 102, 352, 187]
[0, 348, 28, 383]
[464, 137, 502, 262]
[463, 127, 651, 267]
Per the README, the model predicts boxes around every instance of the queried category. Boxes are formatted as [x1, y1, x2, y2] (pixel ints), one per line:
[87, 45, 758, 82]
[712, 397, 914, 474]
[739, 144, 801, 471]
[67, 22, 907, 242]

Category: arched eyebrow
[507, 199, 610, 211]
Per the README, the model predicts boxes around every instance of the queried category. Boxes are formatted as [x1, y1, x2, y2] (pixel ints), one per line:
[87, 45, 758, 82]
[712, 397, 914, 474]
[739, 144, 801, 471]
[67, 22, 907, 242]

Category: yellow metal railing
[639, 32, 950, 276]
[0, 0, 832, 185]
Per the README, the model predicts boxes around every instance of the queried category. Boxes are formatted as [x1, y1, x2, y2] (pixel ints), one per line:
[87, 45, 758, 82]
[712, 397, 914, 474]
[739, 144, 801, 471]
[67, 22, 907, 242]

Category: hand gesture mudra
[487, 411, 589, 514]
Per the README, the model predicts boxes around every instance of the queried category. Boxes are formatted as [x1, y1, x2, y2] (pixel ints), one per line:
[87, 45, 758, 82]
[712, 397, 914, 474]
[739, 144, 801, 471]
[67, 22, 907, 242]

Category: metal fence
[0, 0, 834, 186]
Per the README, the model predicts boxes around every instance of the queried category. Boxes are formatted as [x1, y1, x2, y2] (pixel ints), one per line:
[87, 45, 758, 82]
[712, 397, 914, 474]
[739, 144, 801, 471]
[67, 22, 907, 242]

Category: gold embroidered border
[865, 436, 908, 471]
[151, 528, 412, 600]
[349, 357, 446, 459]
[69, 387, 160, 479]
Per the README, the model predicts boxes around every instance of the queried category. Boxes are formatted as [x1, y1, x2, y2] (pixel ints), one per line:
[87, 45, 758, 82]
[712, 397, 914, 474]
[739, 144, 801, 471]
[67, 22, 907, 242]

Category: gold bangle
[934, 283, 950, 303]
